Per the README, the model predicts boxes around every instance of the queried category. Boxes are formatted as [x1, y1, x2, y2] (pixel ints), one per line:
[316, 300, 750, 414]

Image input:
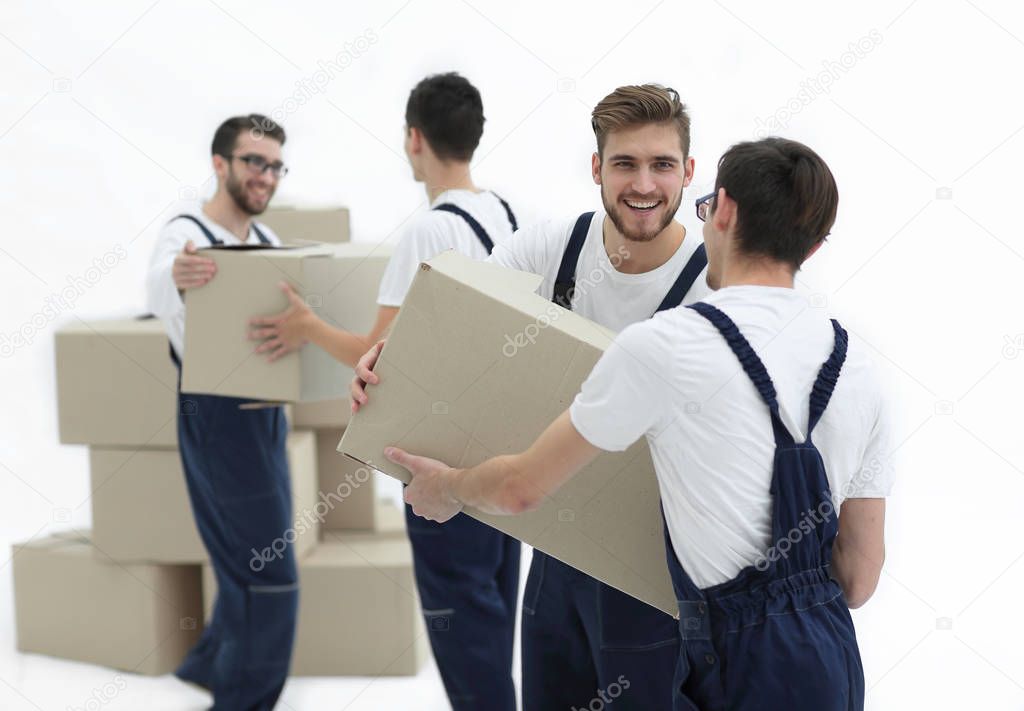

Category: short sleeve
[486, 219, 565, 286]
[377, 217, 451, 307]
[845, 393, 896, 498]
[570, 320, 674, 452]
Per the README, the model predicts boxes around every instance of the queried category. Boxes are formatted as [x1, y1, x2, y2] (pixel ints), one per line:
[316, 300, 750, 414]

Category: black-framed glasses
[224, 153, 289, 179]
[695, 192, 715, 222]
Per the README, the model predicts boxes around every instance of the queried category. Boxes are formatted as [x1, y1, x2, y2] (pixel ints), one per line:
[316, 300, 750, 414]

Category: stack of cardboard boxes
[14, 208, 428, 678]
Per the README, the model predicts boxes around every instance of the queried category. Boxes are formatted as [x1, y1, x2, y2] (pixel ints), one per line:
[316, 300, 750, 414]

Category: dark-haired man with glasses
[146, 114, 297, 710]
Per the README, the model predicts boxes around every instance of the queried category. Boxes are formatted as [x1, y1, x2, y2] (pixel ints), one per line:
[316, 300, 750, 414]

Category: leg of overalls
[589, 580, 679, 710]
[175, 388, 298, 711]
[521, 552, 601, 711]
[404, 504, 519, 711]
[665, 304, 865, 711]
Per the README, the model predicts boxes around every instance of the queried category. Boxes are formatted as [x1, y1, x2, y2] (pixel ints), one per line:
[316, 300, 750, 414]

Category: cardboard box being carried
[340, 251, 677, 616]
[261, 206, 350, 245]
[12, 532, 203, 675]
[182, 243, 390, 403]
[55, 318, 178, 446]
[202, 525, 427, 676]
[90, 431, 319, 563]
[314, 428, 380, 531]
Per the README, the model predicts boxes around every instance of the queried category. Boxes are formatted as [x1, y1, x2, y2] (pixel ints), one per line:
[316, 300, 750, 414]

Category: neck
[202, 191, 252, 240]
[718, 257, 795, 289]
[602, 215, 685, 274]
[424, 160, 477, 203]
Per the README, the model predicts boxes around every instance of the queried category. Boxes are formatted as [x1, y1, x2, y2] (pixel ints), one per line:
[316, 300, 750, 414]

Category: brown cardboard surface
[55, 318, 178, 446]
[339, 251, 677, 616]
[90, 431, 319, 563]
[12, 532, 203, 675]
[292, 398, 350, 429]
[313, 428, 378, 530]
[202, 530, 426, 676]
[261, 206, 350, 245]
[182, 243, 390, 402]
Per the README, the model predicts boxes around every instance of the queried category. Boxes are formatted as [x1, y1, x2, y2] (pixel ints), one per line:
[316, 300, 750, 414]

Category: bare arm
[831, 498, 886, 609]
[305, 305, 398, 368]
[249, 283, 398, 368]
[385, 409, 602, 521]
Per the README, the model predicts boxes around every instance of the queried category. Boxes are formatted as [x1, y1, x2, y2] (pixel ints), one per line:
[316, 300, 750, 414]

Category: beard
[602, 184, 683, 243]
[226, 168, 273, 216]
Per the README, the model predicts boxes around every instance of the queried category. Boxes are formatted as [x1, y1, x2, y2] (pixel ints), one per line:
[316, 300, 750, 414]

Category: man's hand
[385, 446, 463, 523]
[350, 340, 385, 413]
[248, 282, 313, 362]
[172, 240, 217, 292]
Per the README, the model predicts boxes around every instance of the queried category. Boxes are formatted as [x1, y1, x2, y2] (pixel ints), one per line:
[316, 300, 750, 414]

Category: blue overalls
[405, 195, 521, 711]
[665, 302, 864, 711]
[522, 212, 709, 711]
[168, 214, 299, 711]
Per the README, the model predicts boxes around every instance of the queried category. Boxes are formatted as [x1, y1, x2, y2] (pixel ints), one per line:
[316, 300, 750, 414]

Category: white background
[2, 0, 1023, 709]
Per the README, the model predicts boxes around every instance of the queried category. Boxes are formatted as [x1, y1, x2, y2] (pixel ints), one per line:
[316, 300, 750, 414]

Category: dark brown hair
[713, 137, 838, 270]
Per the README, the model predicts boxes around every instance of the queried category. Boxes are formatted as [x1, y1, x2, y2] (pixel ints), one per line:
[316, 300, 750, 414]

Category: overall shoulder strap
[250, 222, 272, 245]
[169, 214, 222, 246]
[552, 212, 594, 311]
[433, 203, 494, 254]
[688, 302, 794, 446]
[655, 243, 708, 313]
[490, 191, 518, 232]
[806, 319, 849, 437]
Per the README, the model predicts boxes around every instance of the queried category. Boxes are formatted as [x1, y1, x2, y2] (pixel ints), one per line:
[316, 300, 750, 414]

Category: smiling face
[593, 121, 693, 242]
[217, 131, 282, 215]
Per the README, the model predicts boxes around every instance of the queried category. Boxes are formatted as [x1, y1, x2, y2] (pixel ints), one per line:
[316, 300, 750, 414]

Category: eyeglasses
[695, 192, 715, 222]
[224, 153, 289, 179]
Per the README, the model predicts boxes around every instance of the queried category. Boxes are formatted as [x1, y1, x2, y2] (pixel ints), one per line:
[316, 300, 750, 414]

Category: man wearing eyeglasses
[145, 113, 296, 710]
[352, 84, 712, 710]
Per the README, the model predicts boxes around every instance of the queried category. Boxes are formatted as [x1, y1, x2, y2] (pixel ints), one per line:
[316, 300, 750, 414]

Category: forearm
[831, 534, 883, 609]
[307, 317, 373, 368]
[448, 454, 537, 516]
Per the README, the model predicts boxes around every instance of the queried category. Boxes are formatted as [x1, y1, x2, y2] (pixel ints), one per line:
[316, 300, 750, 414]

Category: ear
[591, 152, 601, 185]
[804, 238, 826, 262]
[212, 153, 228, 179]
[408, 126, 422, 155]
[682, 157, 695, 188]
[711, 187, 735, 231]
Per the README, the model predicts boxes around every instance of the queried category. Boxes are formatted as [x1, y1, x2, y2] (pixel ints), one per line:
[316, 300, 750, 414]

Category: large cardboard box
[261, 206, 350, 245]
[320, 499, 406, 543]
[340, 251, 677, 616]
[314, 428, 379, 530]
[90, 431, 319, 563]
[12, 532, 203, 675]
[292, 397, 350, 429]
[182, 243, 390, 403]
[55, 318, 178, 446]
[202, 530, 427, 676]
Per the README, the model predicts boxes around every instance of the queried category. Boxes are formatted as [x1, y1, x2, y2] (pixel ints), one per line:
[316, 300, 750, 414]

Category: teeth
[625, 200, 658, 209]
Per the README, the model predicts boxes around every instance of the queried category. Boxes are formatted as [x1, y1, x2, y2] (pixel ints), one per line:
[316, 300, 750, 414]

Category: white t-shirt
[145, 207, 282, 358]
[377, 189, 518, 307]
[488, 210, 710, 331]
[570, 286, 895, 589]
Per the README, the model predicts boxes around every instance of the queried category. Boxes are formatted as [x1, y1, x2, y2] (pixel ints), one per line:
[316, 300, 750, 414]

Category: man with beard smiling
[352, 84, 710, 710]
[146, 114, 296, 710]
